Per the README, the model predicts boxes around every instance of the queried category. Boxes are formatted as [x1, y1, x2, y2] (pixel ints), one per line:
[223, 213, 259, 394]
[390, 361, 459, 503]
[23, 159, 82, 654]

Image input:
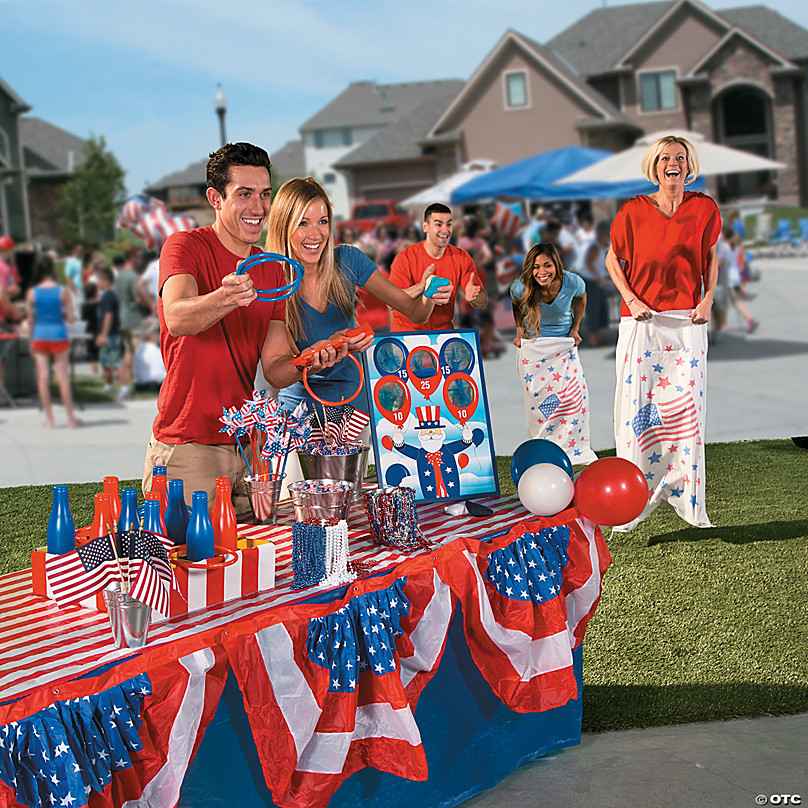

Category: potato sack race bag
[517, 336, 598, 466]
[613, 311, 710, 531]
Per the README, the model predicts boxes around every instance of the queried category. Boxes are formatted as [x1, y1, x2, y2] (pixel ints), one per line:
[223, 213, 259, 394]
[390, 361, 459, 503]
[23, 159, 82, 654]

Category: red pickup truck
[341, 200, 411, 235]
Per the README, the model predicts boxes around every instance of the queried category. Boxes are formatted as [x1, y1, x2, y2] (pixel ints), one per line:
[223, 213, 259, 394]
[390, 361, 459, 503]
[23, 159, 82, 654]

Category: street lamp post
[214, 84, 228, 147]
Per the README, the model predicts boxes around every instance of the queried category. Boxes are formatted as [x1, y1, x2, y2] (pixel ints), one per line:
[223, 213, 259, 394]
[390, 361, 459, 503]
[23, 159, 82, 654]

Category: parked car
[342, 200, 411, 235]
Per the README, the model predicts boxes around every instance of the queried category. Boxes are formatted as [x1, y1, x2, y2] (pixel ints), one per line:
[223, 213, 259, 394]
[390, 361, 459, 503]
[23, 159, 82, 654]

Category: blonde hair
[519, 243, 564, 338]
[640, 135, 701, 185]
[265, 177, 354, 342]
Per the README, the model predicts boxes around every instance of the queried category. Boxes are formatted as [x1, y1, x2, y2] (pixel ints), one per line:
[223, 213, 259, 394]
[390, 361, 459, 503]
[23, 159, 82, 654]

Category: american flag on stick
[45, 534, 122, 607]
[45, 528, 176, 616]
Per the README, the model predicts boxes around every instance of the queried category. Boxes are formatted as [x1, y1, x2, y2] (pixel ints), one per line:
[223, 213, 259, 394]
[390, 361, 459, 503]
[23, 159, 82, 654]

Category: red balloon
[407, 347, 441, 399]
[381, 434, 394, 451]
[374, 376, 411, 427]
[458, 453, 469, 470]
[573, 457, 649, 526]
[443, 372, 478, 425]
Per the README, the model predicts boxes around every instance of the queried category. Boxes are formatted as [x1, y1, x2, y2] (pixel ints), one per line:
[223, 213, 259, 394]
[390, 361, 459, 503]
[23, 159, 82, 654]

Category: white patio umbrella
[400, 159, 497, 208]
[556, 130, 786, 185]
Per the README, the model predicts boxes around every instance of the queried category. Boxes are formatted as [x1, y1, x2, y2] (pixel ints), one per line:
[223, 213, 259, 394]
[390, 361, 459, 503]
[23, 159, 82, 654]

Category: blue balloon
[511, 439, 574, 485]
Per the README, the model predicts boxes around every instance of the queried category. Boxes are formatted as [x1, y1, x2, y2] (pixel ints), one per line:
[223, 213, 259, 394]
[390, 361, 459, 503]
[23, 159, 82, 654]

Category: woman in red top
[606, 135, 720, 322]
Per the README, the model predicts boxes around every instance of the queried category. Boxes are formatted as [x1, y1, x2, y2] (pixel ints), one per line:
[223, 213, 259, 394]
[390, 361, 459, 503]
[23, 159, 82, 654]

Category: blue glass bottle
[142, 499, 165, 537]
[164, 479, 190, 546]
[47, 485, 75, 554]
[186, 491, 215, 562]
[118, 488, 139, 532]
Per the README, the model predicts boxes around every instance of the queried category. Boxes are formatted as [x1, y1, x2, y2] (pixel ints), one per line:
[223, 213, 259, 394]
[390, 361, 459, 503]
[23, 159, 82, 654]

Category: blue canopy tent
[449, 146, 703, 203]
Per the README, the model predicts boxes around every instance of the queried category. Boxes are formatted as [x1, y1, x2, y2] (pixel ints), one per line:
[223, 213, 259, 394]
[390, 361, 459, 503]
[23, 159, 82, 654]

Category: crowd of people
[0, 238, 167, 421]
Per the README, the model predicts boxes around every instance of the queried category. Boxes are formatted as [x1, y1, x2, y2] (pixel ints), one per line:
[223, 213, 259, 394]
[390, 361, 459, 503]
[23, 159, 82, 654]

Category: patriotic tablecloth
[0, 493, 610, 808]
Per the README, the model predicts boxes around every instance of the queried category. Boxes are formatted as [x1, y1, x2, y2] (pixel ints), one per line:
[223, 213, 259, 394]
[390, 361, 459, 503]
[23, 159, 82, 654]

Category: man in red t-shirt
[143, 142, 345, 511]
[389, 203, 487, 332]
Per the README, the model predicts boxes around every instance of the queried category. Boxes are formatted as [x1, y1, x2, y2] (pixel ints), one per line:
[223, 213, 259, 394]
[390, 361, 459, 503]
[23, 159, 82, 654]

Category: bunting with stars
[516, 337, 598, 465]
[614, 311, 710, 530]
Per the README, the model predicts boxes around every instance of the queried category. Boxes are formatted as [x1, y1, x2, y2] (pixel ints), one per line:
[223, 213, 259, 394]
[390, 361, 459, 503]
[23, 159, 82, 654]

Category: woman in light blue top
[510, 242, 586, 346]
[25, 255, 81, 427]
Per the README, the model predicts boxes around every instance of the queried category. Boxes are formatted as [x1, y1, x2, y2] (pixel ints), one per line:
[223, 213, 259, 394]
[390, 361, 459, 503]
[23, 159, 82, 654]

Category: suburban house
[328, 0, 808, 208]
[147, 138, 305, 223]
[300, 79, 464, 219]
[0, 74, 87, 242]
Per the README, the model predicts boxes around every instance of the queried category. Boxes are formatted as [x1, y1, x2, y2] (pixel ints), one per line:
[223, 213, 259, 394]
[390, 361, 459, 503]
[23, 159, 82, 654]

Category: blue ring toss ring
[236, 252, 305, 302]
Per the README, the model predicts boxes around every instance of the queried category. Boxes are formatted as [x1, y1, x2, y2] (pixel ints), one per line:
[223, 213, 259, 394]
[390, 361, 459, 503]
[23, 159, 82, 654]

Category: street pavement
[0, 255, 806, 807]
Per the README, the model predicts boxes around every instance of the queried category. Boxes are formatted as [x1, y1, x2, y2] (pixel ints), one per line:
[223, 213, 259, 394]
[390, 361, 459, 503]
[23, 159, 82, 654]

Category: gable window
[504, 71, 529, 109]
[639, 70, 678, 112]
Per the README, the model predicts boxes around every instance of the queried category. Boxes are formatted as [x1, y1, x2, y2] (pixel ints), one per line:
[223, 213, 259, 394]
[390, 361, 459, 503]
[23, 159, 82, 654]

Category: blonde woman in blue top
[510, 242, 586, 346]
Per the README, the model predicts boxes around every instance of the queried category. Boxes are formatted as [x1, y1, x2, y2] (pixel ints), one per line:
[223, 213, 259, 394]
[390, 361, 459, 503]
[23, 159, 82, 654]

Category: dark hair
[96, 266, 115, 286]
[543, 219, 562, 237]
[33, 254, 56, 284]
[112, 255, 125, 268]
[206, 142, 272, 196]
[423, 202, 451, 222]
[518, 243, 565, 337]
[83, 281, 98, 300]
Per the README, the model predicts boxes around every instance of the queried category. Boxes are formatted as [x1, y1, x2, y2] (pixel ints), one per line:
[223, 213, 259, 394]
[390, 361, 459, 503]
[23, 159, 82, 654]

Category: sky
[3, 0, 808, 197]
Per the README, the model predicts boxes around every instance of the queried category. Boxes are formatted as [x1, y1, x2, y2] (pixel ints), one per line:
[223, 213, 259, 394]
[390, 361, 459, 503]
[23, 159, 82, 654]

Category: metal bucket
[103, 583, 151, 649]
[297, 446, 369, 500]
[288, 479, 353, 524]
[245, 473, 286, 525]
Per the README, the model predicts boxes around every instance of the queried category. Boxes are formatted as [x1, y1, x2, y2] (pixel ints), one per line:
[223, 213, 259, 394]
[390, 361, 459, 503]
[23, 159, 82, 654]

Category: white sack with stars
[516, 336, 597, 466]
[614, 311, 710, 530]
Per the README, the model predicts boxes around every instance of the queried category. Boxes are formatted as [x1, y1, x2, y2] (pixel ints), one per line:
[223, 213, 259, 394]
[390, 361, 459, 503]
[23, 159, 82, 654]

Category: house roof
[299, 79, 464, 131]
[271, 139, 305, 179]
[548, 1, 676, 76]
[720, 5, 808, 62]
[20, 117, 85, 176]
[334, 90, 462, 168]
[0, 75, 30, 112]
[548, 0, 808, 76]
[146, 159, 206, 194]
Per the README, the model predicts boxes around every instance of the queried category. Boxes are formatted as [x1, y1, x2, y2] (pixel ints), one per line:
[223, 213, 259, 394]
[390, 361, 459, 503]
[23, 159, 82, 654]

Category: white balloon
[517, 463, 575, 516]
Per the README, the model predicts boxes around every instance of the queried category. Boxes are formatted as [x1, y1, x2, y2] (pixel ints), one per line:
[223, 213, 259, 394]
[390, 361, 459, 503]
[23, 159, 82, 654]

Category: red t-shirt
[389, 242, 479, 332]
[153, 227, 286, 444]
[610, 192, 721, 316]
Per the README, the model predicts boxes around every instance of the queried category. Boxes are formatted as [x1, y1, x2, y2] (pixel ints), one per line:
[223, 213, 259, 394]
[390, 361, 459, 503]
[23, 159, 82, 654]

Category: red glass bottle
[103, 476, 121, 525]
[211, 477, 238, 552]
[150, 471, 169, 519]
[89, 493, 114, 539]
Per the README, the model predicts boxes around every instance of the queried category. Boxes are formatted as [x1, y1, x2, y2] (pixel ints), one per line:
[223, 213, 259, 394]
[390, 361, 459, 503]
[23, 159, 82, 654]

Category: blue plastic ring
[236, 252, 305, 302]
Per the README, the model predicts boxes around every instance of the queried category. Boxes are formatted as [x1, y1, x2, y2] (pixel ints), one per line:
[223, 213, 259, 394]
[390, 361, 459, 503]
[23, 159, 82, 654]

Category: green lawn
[2, 439, 806, 732]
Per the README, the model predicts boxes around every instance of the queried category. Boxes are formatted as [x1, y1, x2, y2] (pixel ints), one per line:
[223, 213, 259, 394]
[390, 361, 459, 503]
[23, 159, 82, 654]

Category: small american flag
[538, 377, 583, 421]
[45, 534, 121, 606]
[632, 393, 699, 452]
[121, 528, 176, 617]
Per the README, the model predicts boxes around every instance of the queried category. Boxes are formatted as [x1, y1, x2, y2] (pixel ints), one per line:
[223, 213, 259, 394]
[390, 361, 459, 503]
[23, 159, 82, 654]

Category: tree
[59, 135, 126, 244]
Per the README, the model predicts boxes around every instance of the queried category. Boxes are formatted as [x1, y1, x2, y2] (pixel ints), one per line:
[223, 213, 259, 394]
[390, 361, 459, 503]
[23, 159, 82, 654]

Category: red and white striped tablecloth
[0, 494, 525, 703]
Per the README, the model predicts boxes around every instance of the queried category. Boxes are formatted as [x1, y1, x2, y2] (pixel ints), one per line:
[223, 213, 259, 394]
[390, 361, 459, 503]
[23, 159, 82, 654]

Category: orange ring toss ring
[302, 352, 364, 406]
[169, 545, 240, 570]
